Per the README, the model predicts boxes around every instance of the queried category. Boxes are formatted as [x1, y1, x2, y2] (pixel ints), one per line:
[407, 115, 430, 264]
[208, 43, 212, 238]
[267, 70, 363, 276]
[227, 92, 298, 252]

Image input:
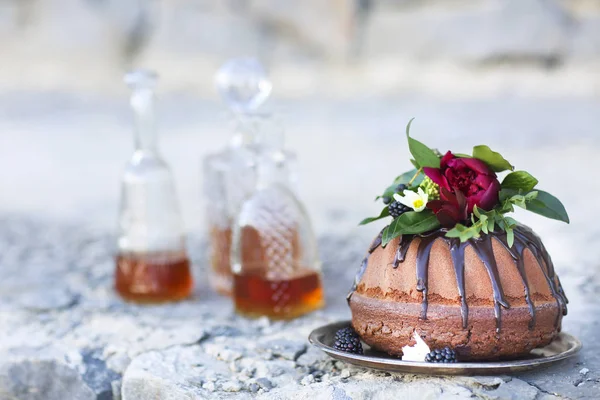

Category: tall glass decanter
[230, 112, 324, 320]
[203, 58, 295, 296]
[115, 69, 193, 303]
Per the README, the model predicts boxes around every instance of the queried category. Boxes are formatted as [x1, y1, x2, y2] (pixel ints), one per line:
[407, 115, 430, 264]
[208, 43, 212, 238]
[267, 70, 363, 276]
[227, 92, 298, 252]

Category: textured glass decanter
[115, 70, 193, 303]
[230, 102, 324, 321]
[203, 58, 298, 296]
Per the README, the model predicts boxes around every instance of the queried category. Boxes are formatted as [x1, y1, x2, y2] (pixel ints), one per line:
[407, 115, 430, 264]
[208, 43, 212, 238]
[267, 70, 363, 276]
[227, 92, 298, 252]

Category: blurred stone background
[1, 0, 600, 95]
[0, 0, 599, 237]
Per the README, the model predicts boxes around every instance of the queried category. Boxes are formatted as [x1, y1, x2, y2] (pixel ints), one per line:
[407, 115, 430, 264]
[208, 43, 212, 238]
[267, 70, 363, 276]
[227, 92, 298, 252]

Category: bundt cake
[347, 225, 568, 360]
[352, 120, 569, 361]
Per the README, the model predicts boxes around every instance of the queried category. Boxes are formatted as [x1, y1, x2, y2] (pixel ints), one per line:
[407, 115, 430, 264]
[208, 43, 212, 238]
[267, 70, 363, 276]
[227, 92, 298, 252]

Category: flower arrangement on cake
[344, 119, 569, 361]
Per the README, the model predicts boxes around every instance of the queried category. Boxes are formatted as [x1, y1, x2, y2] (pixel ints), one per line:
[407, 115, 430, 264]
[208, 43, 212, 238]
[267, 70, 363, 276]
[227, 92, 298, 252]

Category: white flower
[393, 187, 429, 212]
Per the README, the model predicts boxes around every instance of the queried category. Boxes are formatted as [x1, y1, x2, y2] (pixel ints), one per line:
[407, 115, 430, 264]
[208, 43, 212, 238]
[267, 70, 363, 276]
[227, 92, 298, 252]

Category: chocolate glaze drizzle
[347, 225, 568, 332]
[346, 229, 383, 303]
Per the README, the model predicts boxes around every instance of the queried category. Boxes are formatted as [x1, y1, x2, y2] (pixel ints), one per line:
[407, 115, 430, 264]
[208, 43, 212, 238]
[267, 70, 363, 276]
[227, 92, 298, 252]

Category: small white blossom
[393, 187, 429, 212]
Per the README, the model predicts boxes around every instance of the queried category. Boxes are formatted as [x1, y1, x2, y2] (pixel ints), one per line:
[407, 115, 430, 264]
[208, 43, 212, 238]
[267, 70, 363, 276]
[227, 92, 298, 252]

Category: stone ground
[0, 92, 599, 399]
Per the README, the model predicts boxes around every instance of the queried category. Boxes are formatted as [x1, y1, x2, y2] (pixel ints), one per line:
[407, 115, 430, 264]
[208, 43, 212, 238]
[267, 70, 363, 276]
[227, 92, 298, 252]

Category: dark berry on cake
[389, 201, 410, 218]
[395, 184, 407, 193]
[333, 327, 364, 355]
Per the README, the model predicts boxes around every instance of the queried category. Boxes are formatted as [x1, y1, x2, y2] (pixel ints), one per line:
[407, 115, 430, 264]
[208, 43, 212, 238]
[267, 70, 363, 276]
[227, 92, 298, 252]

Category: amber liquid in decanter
[204, 58, 275, 296]
[232, 222, 324, 320]
[233, 272, 324, 320]
[208, 226, 233, 296]
[115, 251, 193, 303]
[114, 70, 193, 303]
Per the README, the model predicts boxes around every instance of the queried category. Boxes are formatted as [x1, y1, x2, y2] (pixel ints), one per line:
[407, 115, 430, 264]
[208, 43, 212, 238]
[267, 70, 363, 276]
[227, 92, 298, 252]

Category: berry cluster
[389, 201, 411, 218]
[425, 347, 458, 363]
[383, 184, 410, 218]
[333, 327, 364, 355]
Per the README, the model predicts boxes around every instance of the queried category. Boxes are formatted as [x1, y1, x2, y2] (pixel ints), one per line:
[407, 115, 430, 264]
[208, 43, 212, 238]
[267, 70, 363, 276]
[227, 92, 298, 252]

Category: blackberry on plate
[425, 347, 458, 363]
[389, 201, 410, 218]
[333, 327, 363, 355]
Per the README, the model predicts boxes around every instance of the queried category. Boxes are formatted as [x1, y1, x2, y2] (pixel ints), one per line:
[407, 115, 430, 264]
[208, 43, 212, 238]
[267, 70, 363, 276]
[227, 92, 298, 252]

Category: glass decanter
[203, 58, 298, 296]
[230, 114, 324, 320]
[115, 69, 193, 303]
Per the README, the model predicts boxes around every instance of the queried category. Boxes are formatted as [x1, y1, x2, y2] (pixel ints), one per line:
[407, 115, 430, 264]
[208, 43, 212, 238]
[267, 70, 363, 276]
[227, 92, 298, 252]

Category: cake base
[349, 292, 560, 360]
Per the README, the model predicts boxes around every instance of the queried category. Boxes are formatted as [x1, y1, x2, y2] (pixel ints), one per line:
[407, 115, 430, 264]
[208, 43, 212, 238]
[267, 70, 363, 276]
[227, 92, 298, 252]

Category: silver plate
[309, 320, 582, 375]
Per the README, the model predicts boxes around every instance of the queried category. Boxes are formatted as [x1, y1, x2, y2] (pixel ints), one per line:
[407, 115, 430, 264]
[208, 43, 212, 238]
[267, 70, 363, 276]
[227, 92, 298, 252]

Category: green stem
[408, 168, 423, 186]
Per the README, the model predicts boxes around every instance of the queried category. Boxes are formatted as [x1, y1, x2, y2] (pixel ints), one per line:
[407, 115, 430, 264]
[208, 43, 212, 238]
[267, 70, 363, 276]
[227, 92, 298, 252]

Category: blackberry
[389, 201, 410, 218]
[333, 327, 363, 355]
[395, 184, 407, 193]
[425, 347, 458, 363]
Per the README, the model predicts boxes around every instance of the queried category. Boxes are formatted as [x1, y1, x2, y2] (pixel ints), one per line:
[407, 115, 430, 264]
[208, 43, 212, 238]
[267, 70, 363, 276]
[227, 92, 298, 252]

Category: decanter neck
[256, 151, 289, 189]
[131, 87, 158, 153]
[228, 112, 276, 149]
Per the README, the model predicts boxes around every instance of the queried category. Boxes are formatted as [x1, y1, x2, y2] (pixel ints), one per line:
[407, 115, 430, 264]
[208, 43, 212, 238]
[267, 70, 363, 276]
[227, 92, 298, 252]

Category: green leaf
[472, 145, 514, 172]
[499, 188, 518, 202]
[446, 223, 481, 242]
[377, 169, 424, 200]
[359, 206, 390, 225]
[406, 119, 441, 169]
[481, 221, 489, 234]
[506, 227, 514, 247]
[526, 190, 570, 223]
[382, 210, 440, 245]
[525, 191, 539, 201]
[504, 216, 518, 228]
[501, 171, 539, 192]
[488, 217, 495, 233]
[511, 195, 527, 209]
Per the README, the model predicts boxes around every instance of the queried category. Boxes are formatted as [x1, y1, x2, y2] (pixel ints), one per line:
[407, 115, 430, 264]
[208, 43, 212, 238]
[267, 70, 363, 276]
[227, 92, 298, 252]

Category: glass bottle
[230, 111, 324, 320]
[114, 69, 193, 303]
[204, 58, 298, 296]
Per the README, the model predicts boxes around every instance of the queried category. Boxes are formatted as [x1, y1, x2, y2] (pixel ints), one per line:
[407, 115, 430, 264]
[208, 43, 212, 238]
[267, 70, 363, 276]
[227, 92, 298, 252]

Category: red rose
[427, 188, 468, 228]
[424, 151, 501, 214]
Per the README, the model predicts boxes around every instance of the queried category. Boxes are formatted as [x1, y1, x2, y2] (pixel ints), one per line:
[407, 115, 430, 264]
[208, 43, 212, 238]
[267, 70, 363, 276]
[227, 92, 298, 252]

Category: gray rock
[296, 347, 327, 367]
[258, 339, 307, 361]
[476, 378, 539, 400]
[221, 380, 242, 392]
[256, 377, 274, 390]
[0, 356, 95, 400]
[249, 382, 260, 393]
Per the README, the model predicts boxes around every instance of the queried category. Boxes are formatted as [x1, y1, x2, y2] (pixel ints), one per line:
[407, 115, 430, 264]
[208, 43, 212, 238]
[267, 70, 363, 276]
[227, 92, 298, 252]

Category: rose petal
[436, 208, 460, 228]
[438, 187, 455, 203]
[426, 200, 444, 212]
[445, 157, 464, 169]
[454, 189, 469, 220]
[440, 151, 455, 168]
[423, 167, 451, 191]
[473, 174, 494, 189]
[474, 178, 501, 211]
[462, 157, 495, 176]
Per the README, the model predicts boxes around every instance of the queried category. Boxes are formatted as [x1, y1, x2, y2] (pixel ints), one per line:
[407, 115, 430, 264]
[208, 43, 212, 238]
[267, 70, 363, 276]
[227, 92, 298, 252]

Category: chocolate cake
[347, 226, 568, 360]
[351, 120, 570, 361]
